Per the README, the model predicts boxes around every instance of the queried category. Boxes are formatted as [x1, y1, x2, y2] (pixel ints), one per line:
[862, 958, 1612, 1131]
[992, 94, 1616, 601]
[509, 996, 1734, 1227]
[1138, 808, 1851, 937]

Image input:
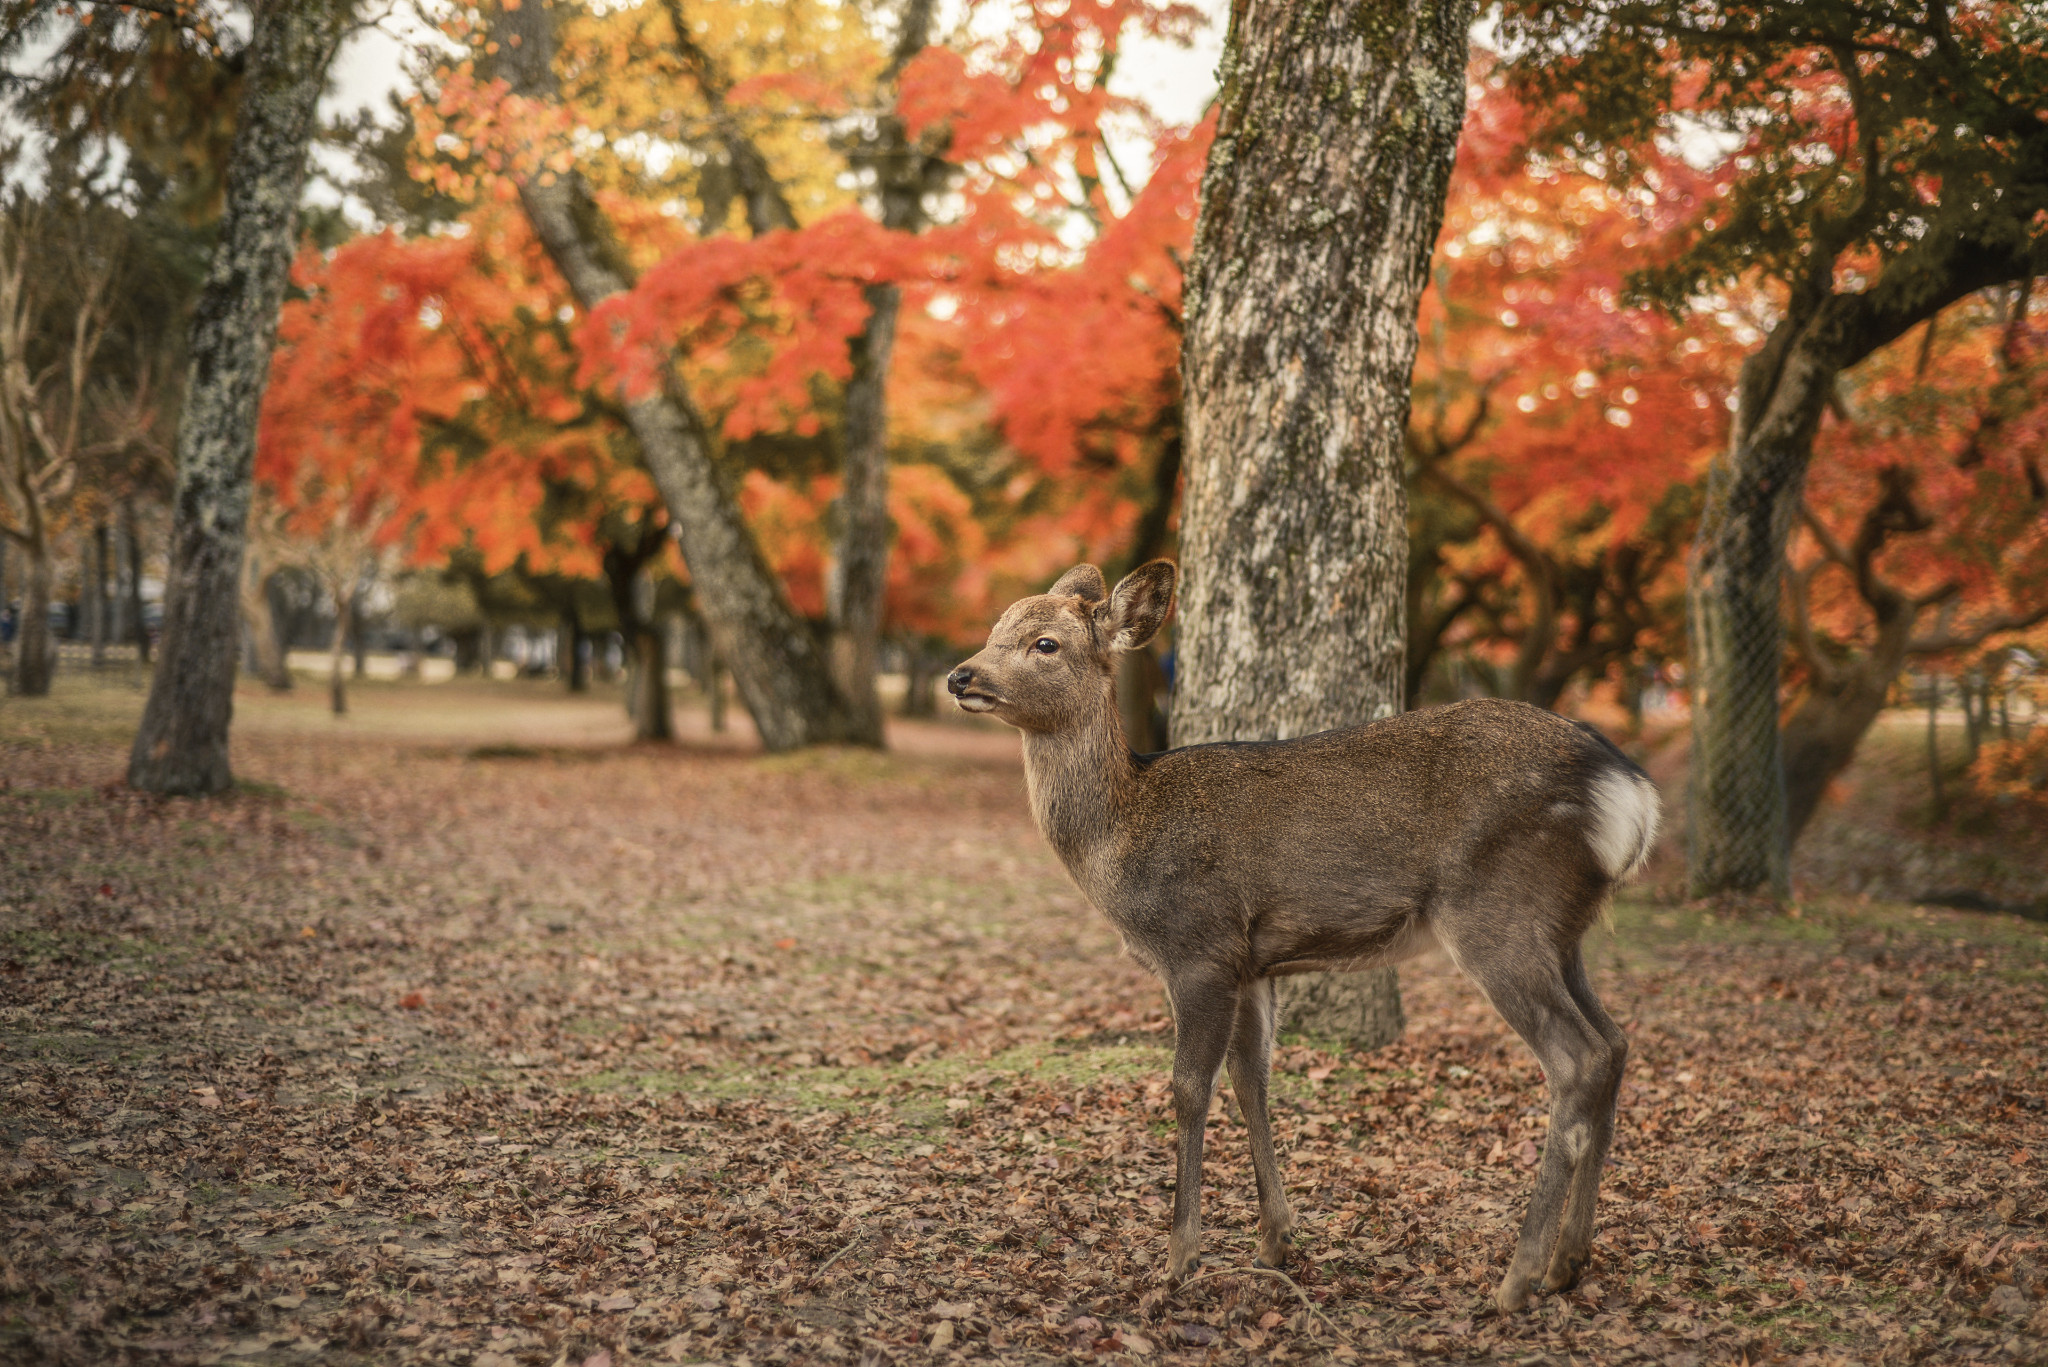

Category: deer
[946, 560, 1660, 1313]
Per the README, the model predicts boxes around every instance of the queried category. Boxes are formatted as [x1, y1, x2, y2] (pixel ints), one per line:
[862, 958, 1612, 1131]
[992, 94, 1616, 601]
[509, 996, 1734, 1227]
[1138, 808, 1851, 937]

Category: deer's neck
[1019, 686, 1136, 878]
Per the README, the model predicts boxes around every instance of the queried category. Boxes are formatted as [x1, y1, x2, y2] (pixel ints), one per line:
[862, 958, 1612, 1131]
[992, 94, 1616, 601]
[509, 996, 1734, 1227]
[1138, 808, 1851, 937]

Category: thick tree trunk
[12, 538, 51, 695]
[493, 1, 859, 752]
[1173, 0, 1473, 1052]
[128, 1, 351, 793]
[1684, 348, 1828, 896]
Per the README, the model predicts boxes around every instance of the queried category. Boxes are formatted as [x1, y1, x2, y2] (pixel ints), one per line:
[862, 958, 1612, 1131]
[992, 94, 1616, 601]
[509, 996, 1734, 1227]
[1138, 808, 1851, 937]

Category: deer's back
[1103, 699, 1644, 976]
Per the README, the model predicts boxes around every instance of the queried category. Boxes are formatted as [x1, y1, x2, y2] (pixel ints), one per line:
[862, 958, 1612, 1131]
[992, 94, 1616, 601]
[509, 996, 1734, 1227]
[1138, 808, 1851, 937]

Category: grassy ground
[2, 676, 2045, 1366]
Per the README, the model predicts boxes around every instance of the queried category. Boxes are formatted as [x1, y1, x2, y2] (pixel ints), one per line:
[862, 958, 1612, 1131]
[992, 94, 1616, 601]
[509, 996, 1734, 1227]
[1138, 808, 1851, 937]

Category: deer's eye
[1032, 637, 1059, 655]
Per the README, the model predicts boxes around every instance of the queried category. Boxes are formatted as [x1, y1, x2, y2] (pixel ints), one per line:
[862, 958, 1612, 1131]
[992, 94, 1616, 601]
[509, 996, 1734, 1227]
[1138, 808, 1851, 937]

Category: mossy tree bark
[128, 0, 353, 793]
[1172, 0, 1475, 1051]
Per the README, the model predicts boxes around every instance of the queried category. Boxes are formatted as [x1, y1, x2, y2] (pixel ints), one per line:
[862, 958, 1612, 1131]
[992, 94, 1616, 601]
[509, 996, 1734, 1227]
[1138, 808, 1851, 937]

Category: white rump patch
[1586, 768, 1661, 881]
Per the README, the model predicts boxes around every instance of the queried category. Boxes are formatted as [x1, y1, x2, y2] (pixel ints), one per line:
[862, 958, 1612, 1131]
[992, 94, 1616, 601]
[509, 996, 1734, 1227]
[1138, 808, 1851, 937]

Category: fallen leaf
[1258, 1310, 1283, 1331]
[930, 1319, 955, 1349]
[595, 1292, 635, 1312]
[399, 991, 426, 1009]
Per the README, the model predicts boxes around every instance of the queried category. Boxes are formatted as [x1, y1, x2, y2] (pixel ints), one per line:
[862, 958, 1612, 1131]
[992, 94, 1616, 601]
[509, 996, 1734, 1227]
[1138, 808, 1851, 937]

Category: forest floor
[2, 674, 2045, 1367]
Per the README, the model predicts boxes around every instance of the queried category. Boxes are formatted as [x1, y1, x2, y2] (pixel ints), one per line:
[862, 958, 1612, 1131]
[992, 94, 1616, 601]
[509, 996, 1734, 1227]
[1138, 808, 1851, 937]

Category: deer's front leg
[1226, 977, 1292, 1269]
[1164, 972, 1238, 1283]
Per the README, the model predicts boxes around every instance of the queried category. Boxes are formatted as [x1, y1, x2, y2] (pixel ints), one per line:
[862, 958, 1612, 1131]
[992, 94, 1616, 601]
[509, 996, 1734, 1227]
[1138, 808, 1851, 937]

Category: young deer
[948, 561, 1659, 1313]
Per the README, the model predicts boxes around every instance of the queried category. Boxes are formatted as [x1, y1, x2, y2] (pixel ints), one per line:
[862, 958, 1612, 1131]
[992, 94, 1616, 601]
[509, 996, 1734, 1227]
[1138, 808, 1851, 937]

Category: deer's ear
[1048, 563, 1108, 603]
[1103, 561, 1176, 652]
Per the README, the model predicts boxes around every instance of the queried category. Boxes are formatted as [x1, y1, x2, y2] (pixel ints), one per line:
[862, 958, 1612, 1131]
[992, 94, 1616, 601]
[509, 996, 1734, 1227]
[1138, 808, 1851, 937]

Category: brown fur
[949, 561, 1660, 1311]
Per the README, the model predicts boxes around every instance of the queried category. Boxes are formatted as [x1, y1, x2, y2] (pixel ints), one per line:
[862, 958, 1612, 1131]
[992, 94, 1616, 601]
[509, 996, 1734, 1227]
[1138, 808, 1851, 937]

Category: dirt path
[3, 682, 2044, 1365]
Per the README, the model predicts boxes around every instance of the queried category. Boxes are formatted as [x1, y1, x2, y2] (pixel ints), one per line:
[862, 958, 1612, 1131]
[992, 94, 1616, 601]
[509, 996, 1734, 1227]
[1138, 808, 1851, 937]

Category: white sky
[313, 0, 1229, 223]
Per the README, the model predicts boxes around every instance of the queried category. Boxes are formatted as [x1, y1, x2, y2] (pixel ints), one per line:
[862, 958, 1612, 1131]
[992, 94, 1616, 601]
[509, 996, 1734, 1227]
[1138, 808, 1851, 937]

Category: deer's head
[947, 561, 1176, 732]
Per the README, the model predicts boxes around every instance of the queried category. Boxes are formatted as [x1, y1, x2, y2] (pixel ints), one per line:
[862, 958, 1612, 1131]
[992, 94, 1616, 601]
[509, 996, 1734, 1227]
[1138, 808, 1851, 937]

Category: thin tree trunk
[493, 1, 857, 752]
[1926, 675, 1945, 819]
[328, 601, 349, 716]
[1173, 0, 1474, 1052]
[122, 501, 148, 664]
[708, 653, 727, 733]
[559, 608, 585, 692]
[350, 580, 369, 680]
[603, 543, 674, 743]
[827, 0, 937, 747]
[128, 1, 353, 793]
[12, 536, 51, 695]
[88, 522, 108, 667]
[830, 280, 898, 746]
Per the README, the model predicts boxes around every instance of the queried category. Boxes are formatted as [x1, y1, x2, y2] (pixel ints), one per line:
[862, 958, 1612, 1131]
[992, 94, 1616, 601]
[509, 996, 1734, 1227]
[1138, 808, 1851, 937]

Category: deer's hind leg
[1226, 977, 1293, 1269]
[1449, 931, 1622, 1314]
[1541, 945, 1628, 1294]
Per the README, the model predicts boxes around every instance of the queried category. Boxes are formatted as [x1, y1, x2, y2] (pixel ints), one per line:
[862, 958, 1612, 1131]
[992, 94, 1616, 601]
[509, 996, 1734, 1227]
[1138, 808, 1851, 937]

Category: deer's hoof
[1494, 1274, 1534, 1315]
[1166, 1244, 1201, 1285]
[1252, 1237, 1291, 1271]
[1540, 1254, 1586, 1295]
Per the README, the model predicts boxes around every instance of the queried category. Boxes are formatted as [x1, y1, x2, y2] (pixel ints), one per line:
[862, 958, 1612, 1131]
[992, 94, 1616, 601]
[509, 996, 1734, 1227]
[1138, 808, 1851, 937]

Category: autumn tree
[1503, 0, 2048, 897]
[479, 0, 870, 751]
[1781, 287, 2048, 839]
[1174, 0, 1475, 1049]
[1404, 70, 1741, 714]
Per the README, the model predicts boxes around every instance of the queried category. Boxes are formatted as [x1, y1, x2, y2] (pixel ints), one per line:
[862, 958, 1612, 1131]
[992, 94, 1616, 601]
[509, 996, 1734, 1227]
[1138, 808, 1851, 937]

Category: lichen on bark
[128, 1, 354, 795]
[1173, 0, 1475, 1049]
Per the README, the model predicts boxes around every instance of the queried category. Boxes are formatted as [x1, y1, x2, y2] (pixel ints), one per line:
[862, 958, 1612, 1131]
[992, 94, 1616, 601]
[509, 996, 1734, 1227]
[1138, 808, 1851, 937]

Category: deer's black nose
[947, 666, 976, 696]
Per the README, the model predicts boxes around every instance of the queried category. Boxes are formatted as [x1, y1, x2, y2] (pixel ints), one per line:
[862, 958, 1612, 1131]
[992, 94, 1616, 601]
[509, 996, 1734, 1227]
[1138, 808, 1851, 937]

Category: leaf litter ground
[2, 679, 2045, 1366]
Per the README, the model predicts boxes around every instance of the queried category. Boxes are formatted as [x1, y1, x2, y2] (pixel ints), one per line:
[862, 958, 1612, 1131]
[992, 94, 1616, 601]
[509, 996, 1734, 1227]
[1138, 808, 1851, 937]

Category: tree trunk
[1685, 321, 1837, 897]
[1780, 659, 1898, 842]
[349, 580, 369, 679]
[1925, 675, 1945, 819]
[899, 640, 937, 717]
[121, 501, 149, 664]
[494, 0, 859, 752]
[829, 280, 898, 747]
[1173, 0, 1474, 1052]
[328, 601, 348, 716]
[87, 522, 108, 667]
[11, 537, 51, 695]
[827, 2, 937, 747]
[603, 545, 674, 743]
[238, 554, 292, 691]
[559, 608, 586, 692]
[128, 1, 352, 794]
